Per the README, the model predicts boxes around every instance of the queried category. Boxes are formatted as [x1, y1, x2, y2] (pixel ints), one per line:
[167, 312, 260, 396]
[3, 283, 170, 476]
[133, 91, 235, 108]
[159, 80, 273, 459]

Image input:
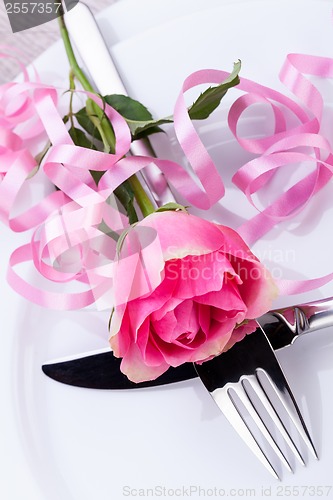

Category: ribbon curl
[2, 46, 333, 309]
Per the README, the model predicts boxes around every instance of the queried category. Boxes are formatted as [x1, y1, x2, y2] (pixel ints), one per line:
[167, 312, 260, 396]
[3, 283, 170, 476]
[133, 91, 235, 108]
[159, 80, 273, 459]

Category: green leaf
[188, 60, 241, 120]
[134, 125, 165, 140]
[73, 61, 241, 146]
[104, 94, 173, 139]
[104, 94, 154, 121]
[75, 107, 102, 142]
[68, 126, 96, 149]
[129, 118, 172, 138]
[155, 202, 188, 213]
[103, 61, 240, 137]
[113, 181, 138, 225]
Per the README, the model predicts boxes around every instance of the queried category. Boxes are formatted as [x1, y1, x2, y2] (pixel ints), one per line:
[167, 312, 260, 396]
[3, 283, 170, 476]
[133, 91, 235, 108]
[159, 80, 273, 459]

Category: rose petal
[120, 342, 170, 383]
[198, 303, 211, 335]
[191, 327, 234, 363]
[211, 308, 245, 324]
[171, 252, 239, 299]
[152, 330, 205, 366]
[217, 224, 256, 262]
[223, 319, 259, 351]
[152, 310, 178, 343]
[173, 300, 197, 334]
[111, 212, 278, 383]
[151, 295, 183, 322]
[231, 258, 278, 318]
[140, 211, 225, 261]
[195, 280, 246, 312]
[125, 270, 177, 335]
[109, 309, 132, 357]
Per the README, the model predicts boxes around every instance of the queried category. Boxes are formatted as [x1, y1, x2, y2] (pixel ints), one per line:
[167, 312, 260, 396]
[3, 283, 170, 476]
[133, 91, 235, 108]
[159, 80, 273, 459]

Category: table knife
[42, 296, 333, 389]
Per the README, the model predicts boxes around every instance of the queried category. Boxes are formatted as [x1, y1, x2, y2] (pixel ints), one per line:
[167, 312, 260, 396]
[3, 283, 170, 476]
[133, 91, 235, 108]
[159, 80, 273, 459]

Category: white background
[1, 1, 333, 499]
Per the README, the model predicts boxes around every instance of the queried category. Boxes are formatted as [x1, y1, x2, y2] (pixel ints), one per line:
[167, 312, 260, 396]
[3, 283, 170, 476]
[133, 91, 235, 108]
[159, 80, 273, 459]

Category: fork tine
[245, 374, 305, 466]
[256, 367, 318, 460]
[235, 377, 293, 472]
[214, 388, 280, 479]
[195, 326, 316, 477]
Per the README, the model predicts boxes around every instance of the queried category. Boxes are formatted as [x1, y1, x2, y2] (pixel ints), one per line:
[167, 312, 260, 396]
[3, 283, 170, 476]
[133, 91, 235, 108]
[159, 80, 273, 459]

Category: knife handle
[64, 2, 175, 206]
[271, 296, 333, 339]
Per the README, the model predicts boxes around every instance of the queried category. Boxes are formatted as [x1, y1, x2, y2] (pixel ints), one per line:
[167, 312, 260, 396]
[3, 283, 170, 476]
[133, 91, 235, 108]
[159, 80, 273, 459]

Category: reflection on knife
[42, 296, 333, 389]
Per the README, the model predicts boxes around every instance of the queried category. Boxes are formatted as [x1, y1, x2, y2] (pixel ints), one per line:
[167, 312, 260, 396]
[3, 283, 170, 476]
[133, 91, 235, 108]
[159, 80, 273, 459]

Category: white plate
[1, 1, 333, 499]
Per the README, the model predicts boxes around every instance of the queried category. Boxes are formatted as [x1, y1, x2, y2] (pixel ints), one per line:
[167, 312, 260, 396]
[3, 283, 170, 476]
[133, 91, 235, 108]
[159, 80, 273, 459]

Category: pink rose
[109, 211, 278, 382]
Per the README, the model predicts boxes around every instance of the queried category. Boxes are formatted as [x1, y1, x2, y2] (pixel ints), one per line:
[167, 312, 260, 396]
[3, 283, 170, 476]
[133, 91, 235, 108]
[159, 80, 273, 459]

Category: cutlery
[43, 296, 333, 477]
[194, 323, 317, 478]
[59, 3, 320, 478]
[42, 296, 333, 387]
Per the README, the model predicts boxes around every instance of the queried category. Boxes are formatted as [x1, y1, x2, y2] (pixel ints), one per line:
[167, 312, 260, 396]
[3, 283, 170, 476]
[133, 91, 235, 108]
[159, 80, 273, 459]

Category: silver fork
[195, 323, 317, 479]
[64, 4, 316, 479]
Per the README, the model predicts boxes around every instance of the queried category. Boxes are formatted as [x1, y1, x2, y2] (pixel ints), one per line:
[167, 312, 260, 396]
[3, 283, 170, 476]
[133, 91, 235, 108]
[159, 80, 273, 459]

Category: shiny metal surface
[273, 296, 333, 336]
[259, 295, 333, 348]
[194, 324, 317, 479]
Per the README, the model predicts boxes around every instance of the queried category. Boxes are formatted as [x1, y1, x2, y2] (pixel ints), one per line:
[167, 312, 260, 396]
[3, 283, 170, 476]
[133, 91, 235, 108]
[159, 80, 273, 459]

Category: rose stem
[58, 12, 155, 218]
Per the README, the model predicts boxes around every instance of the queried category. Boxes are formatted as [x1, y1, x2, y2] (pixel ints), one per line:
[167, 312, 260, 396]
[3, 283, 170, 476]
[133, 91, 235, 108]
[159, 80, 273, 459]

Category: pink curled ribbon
[2, 46, 333, 309]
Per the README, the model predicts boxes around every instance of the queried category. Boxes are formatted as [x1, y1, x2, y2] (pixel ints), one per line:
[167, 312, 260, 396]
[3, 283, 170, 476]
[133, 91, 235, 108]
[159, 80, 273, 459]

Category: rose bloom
[109, 211, 278, 383]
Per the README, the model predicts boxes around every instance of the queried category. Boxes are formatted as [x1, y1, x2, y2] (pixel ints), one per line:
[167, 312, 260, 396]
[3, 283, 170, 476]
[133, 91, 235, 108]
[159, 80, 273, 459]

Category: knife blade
[42, 296, 333, 389]
[42, 348, 197, 389]
[39, 315, 289, 389]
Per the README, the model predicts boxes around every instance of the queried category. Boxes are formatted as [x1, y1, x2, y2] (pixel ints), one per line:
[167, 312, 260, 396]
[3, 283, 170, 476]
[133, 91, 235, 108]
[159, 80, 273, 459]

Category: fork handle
[272, 296, 333, 338]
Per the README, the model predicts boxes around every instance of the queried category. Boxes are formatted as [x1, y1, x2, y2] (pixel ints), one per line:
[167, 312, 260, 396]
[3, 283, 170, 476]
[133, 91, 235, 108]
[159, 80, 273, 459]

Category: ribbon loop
[2, 42, 333, 308]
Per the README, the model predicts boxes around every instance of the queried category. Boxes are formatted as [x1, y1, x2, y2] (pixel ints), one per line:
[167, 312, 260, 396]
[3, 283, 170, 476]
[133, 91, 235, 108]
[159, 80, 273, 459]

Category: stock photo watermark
[3, 0, 78, 32]
[121, 484, 333, 498]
